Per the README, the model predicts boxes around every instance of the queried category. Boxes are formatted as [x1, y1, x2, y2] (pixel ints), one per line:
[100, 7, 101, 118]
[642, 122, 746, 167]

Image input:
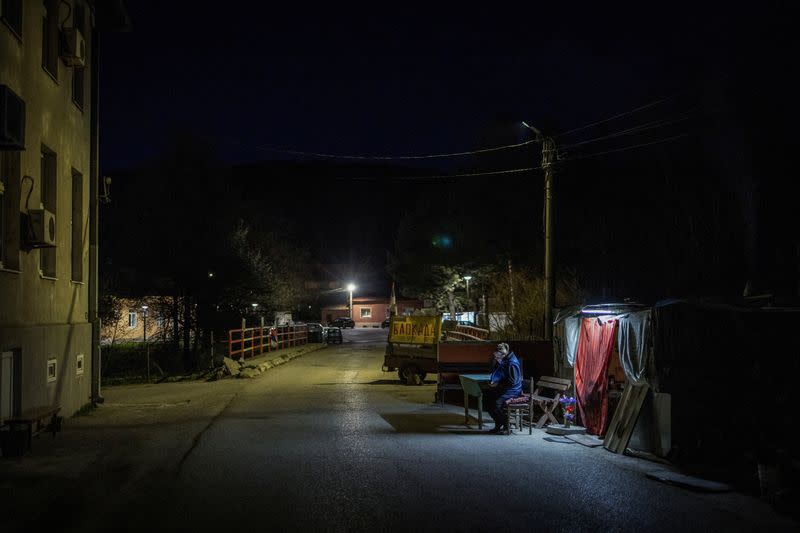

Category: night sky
[100, 5, 775, 170]
[98, 3, 798, 301]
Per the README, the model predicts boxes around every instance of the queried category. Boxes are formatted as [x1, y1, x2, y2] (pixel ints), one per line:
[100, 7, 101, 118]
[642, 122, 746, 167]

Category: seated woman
[484, 343, 523, 433]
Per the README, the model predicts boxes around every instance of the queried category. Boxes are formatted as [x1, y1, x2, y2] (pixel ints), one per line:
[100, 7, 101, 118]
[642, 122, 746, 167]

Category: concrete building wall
[322, 298, 423, 327]
[0, 1, 94, 417]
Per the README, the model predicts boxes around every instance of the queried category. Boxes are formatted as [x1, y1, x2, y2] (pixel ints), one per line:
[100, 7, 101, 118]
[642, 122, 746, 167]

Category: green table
[459, 374, 491, 429]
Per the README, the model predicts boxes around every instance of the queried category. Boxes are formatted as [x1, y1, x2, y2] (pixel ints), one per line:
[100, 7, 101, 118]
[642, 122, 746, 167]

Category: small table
[459, 374, 491, 429]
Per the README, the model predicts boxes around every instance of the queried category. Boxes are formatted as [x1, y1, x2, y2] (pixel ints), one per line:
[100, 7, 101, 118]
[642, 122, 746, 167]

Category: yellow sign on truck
[387, 315, 442, 345]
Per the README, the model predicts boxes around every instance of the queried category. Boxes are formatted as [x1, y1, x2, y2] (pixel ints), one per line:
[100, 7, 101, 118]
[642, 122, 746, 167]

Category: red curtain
[575, 317, 618, 436]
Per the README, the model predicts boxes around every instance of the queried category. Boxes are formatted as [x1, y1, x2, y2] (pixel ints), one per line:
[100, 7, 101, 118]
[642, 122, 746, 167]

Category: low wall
[438, 340, 553, 379]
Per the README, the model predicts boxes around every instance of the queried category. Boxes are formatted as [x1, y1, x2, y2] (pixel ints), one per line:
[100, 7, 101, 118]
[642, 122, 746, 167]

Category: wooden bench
[4, 405, 62, 453]
[530, 376, 572, 428]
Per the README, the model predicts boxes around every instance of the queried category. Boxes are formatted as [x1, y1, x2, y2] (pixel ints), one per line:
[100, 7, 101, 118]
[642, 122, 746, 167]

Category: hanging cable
[22, 175, 34, 212]
[341, 166, 541, 181]
[555, 89, 691, 139]
[560, 110, 698, 149]
[558, 133, 689, 162]
[236, 139, 537, 161]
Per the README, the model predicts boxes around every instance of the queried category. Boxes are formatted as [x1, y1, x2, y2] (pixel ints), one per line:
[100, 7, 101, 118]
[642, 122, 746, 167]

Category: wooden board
[603, 383, 649, 454]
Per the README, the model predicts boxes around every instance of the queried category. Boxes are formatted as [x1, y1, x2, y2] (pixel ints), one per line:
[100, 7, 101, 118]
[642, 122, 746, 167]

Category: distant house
[100, 297, 172, 345]
[322, 297, 422, 327]
[0, 1, 130, 421]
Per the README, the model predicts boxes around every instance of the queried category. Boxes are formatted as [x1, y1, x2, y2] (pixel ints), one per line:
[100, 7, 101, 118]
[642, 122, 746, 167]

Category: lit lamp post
[141, 305, 149, 383]
[347, 283, 356, 319]
[463, 275, 472, 302]
[251, 302, 258, 315]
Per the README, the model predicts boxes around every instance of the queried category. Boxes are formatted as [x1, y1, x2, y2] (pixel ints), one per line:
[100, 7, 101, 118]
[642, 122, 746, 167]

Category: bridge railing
[228, 324, 308, 360]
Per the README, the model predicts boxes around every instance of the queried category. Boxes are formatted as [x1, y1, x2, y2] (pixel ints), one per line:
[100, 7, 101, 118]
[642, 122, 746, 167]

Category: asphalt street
[3, 328, 797, 532]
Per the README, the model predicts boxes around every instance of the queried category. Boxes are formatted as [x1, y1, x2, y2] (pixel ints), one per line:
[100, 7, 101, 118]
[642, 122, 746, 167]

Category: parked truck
[382, 315, 442, 384]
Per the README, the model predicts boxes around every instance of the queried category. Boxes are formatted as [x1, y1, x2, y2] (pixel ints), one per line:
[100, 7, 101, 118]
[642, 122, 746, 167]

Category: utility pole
[522, 122, 556, 340]
[542, 136, 556, 341]
[142, 305, 149, 383]
[507, 259, 515, 317]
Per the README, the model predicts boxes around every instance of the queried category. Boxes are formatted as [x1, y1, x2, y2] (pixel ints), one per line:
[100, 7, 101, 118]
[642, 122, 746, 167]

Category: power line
[560, 110, 698, 149]
[244, 139, 537, 161]
[342, 166, 541, 181]
[558, 133, 690, 162]
[555, 89, 690, 139]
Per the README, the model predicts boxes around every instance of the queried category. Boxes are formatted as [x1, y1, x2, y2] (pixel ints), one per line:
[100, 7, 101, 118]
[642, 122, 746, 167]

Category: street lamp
[141, 305, 149, 382]
[346, 283, 356, 319]
[463, 275, 472, 301]
[251, 303, 258, 315]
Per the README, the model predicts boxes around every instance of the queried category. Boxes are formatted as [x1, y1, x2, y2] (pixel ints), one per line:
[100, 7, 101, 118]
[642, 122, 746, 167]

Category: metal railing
[445, 325, 490, 341]
[228, 324, 308, 360]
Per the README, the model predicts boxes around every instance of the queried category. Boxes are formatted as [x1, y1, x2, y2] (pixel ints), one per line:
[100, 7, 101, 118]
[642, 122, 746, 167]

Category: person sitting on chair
[485, 342, 523, 433]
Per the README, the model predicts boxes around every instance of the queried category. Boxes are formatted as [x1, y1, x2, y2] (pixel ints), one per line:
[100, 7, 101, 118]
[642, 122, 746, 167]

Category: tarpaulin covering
[552, 307, 582, 378]
[563, 317, 581, 367]
[575, 316, 618, 436]
[617, 310, 652, 385]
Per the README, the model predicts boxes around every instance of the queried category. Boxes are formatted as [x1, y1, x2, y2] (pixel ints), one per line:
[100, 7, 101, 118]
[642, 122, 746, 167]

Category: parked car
[305, 322, 325, 342]
[325, 326, 343, 344]
[381, 317, 391, 328]
[331, 317, 355, 328]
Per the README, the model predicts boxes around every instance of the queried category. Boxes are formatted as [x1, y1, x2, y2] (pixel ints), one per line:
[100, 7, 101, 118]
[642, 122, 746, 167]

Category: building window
[360, 307, 372, 319]
[128, 311, 137, 328]
[42, 0, 59, 79]
[72, 67, 85, 109]
[40, 146, 56, 278]
[1, 152, 21, 270]
[71, 169, 83, 281]
[0, 0, 22, 38]
[71, 2, 85, 109]
[47, 358, 57, 382]
[155, 316, 164, 327]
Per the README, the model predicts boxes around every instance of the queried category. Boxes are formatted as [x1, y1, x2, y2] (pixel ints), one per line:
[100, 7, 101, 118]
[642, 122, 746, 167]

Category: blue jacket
[490, 352, 523, 396]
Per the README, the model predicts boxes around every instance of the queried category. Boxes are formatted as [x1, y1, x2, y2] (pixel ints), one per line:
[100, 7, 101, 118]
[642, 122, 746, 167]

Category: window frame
[70, 168, 83, 282]
[360, 307, 372, 319]
[70, 1, 86, 110]
[0, 0, 23, 40]
[1, 151, 21, 272]
[46, 358, 57, 383]
[128, 311, 137, 328]
[41, 0, 60, 81]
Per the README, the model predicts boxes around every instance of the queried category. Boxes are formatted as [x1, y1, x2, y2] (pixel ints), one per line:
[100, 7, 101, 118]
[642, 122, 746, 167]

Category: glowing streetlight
[346, 284, 356, 319]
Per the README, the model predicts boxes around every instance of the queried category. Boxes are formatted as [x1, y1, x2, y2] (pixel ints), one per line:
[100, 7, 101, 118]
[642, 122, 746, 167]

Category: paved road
[5, 328, 797, 532]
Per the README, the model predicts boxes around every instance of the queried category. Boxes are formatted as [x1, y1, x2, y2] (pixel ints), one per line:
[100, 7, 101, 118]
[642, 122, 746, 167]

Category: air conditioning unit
[0, 85, 26, 150]
[61, 28, 86, 67]
[27, 209, 56, 248]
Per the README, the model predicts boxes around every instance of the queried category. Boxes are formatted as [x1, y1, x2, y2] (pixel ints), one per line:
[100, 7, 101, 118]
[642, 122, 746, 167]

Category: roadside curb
[237, 343, 327, 378]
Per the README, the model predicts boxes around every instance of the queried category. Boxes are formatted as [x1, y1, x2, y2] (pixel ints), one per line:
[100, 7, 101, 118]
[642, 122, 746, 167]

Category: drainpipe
[89, 28, 102, 404]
